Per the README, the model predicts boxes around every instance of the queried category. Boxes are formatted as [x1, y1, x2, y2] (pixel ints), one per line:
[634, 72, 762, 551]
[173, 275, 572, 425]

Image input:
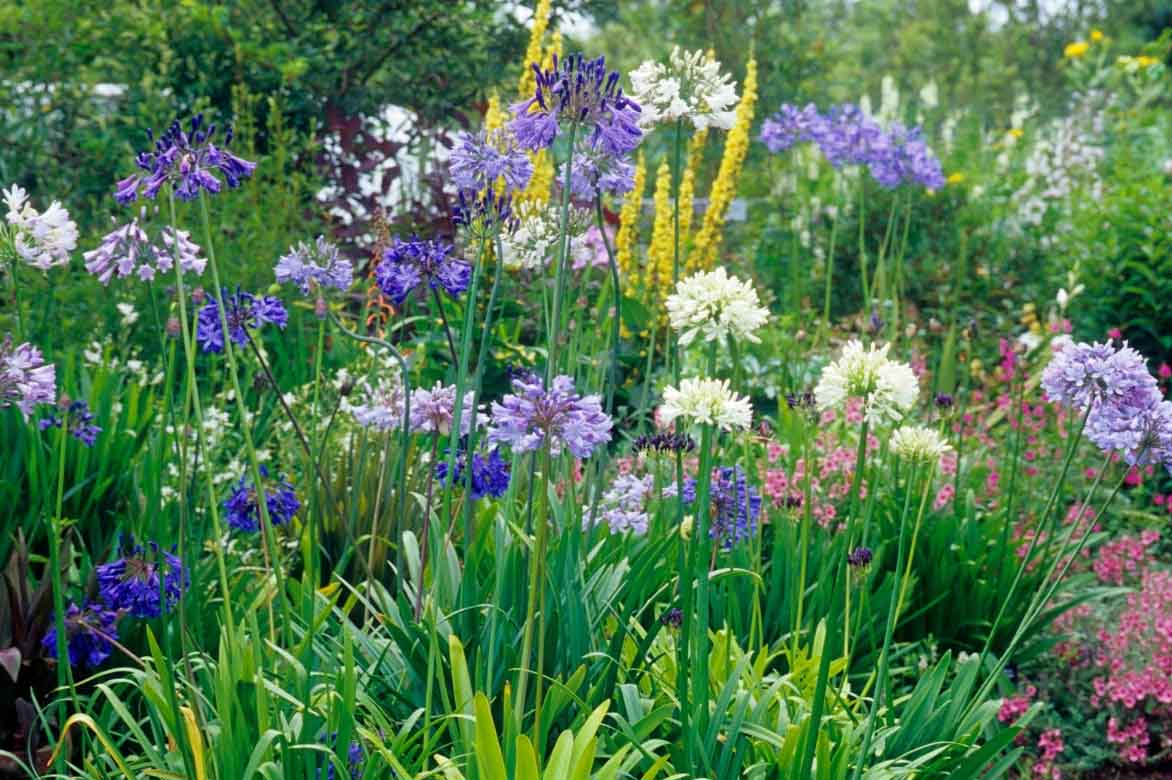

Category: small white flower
[116, 302, 139, 327]
[3, 185, 77, 271]
[629, 47, 739, 130]
[815, 340, 919, 425]
[665, 267, 768, 347]
[659, 377, 752, 432]
[891, 425, 952, 464]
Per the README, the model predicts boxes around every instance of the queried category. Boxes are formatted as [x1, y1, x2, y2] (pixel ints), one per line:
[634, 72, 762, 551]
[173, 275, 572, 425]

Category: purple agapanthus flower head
[42, 602, 119, 668]
[375, 236, 471, 305]
[680, 465, 761, 550]
[223, 466, 300, 532]
[453, 185, 518, 237]
[848, 546, 874, 568]
[409, 381, 476, 436]
[196, 288, 288, 353]
[115, 113, 256, 204]
[760, 103, 822, 153]
[436, 444, 511, 500]
[511, 52, 642, 156]
[0, 335, 56, 418]
[84, 216, 206, 285]
[569, 141, 636, 200]
[39, 399, 101, 447]
[1042, 340, 1158, 412]
[96, 541, 187, 618]
[487, 373, 612, 458]
[1087, 398, 1172, 469]
[275, 236, 353, 295]
[589, 473, 654, 534]
[450, 129, 534, 195]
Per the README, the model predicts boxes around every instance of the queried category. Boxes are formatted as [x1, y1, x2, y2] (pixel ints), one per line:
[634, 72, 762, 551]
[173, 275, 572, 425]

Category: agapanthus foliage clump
[375, 236, 471, 304]
[0, 335, 56, 418]
[2, 184, 78, 270]
[96, 542, 187, 619]
[84, 217, 205, 284]
[42, 602, 120, 668]
[115, 114, 256, 203]
[223, 467, 300, 532]
[511, 52, 642, 156]
[629, 47, 739, 130]
[487, 373, 612, 458]
[196, 288, 288, 353]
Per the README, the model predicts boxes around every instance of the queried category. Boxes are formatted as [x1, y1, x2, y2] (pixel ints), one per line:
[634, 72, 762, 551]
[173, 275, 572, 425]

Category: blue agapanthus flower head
[196, 287, 288, 353]
[42, 602, 120, 668]
[760, 102, 822, 153]
[375, 236, 471, 305]
[511, 52, 642, 156]
[115, 113, 256, 204]
[569, 140, 636, 200]
[453, 185, 518, 237]
[96, 540, 188, 619]
[223, 466, 300, 532]
[275, 236, 353, 296]
[39, 399, 101, 447]
[486, 373, 613, 459]
[679, 465, 762, 550]
[436, 443, 511, 500]
[450, 129, 534, 195]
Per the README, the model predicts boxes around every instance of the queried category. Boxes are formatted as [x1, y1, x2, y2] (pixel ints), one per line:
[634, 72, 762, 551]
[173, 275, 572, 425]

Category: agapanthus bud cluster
[115, 114, 256, 203]
[511, 52, 642, 157]
[629, 47, 739, 130]
[84, 216, 205, 284]
[95, 541, 187, 619]
[487, 373, 612, 459]
[1042, 340, 1172, 470]
[435, 444, 511, 500]
[814, 340, 919, 426]
[196, 288, 288, 353]
[39, 399, 101, 447]
[2, 184, 78, 271]
[223, 466, 300, 532]
[760, 102, 946, 190]
[0, 336, 56, 418]
[275, 236, 353, 295]
[659, 377, 752, 432]
[665, 267, 769, 347]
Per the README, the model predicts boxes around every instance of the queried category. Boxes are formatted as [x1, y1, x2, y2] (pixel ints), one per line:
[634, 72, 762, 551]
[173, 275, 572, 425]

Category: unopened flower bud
[166, 317, 182, 339]
[315, 297, 328, 320]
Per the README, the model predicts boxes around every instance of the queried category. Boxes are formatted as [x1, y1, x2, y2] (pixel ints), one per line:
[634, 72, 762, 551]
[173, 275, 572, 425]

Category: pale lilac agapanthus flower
[2, 185, 78, 271]
[408, 381, 476, 436]
[0, 336, 56, 418]
[115, 114, 256, 204]
[589, 473, 654, 534]
[84, 215, 205, 284]
[449, 129, 533, 195]
[487, 373, 612, 458]
[275, 236, 353, 295]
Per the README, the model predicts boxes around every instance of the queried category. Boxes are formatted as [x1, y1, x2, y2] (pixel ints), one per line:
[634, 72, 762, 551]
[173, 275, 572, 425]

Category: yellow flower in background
[678, 128, 707, 248]
[1090, 29, 1104, 42]
[484, 92, 505, 133]
[647, 159, 674, 296]
[946, 172, 965, 185]
[1064, 41, 1089, 59]
[616, 152, 647, 279]
[688, 57, 757, 273]
[518, 0, 551, 98]
[1008, 128, 1024, 139]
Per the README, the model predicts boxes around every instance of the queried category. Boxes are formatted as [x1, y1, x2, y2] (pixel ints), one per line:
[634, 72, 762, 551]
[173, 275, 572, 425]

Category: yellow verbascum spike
[485, 92, 505, 133]
[646, 159, 674, 299]
[518, 0, 552, 98]
[616, 151, 647, 283]
[688, 57, 757, 272]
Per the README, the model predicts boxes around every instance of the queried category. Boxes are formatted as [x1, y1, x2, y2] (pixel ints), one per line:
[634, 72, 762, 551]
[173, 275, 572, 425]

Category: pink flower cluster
[1093, 530, 1160, 586]
[1033, 728, 1065, 780]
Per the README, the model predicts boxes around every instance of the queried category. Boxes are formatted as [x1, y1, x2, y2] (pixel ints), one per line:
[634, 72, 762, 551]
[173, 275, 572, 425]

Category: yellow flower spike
[647, 159, 674, 297]
[1064, 41, 1089, 59]
[616, 151, 647, 280]
[688, 57, 757, 272]
[518, 0, 551, 98]
[484, 92, 505, 133]
[677, 128, 707, 250]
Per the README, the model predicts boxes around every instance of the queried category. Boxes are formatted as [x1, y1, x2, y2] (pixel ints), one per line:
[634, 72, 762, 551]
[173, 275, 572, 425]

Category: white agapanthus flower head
[659, 377, 752, 431]
[815, 340, 919, 425]
[499, 203, 593, 271]
[3, 185, 78, 271]
[665, 267, 768, 347]
[628, 47, 739, 130]
[891, 425, 952, 464]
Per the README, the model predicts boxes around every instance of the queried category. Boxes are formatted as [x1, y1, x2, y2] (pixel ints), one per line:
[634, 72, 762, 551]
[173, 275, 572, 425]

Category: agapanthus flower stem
[430, 286, 460, 366]
[594, 195, 622, 415]
[857, 176, 869, 306]
[198, 194, 288, 643]
[514, 447, 551, 733]
[416, 433, 440, 621]
[688, 420, 716, 749]
[6, 261, 24, 341]
[820, 185, 841, 344]
[48, 423, 77, 774]
[545, 122, 578, 382]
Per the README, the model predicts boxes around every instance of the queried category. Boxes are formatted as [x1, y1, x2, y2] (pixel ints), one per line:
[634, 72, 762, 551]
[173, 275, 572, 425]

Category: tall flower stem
[594, 195, 622, 415]
[515, 446, 551, 735]
[843, 417, 870, 659]
[197, 194, 288, 640]
[416, 433, 440, 620]
[819, 187, 842, 344]
[48, 422, 76, 776]
[430, 286, 460, 366]
[857, 176, 869, 306]
[6, 261, 25, 340]
[670, 119, 685, 382]
[545, 123, 579, 382]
